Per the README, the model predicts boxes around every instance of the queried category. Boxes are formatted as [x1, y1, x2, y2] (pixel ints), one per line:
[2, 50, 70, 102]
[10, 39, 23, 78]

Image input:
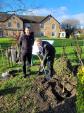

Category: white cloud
[23, 8, 52, 16]
[22, 7, 84, 26]
[73, 13, 84, 25]
[22, 6, 68, 16]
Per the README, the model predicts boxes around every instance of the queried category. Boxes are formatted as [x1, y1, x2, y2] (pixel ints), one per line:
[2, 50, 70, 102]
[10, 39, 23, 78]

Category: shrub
[77, 34, 84, 40]
[76, 66, 84, 113]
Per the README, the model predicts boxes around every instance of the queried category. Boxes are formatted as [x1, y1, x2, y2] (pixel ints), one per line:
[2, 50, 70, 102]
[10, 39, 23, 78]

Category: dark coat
[19, 32, 34, 53]
[42, 41, 55, 61]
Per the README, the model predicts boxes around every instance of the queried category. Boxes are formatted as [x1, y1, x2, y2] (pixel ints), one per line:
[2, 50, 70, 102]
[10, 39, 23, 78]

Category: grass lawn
[0, 37, 84, 82]
[0, 37, 16, 74]
[0, 37, 84, 73]
[0, 74, 39, 113]
[0, 37, 12, 43]
[39, 37, 84, 46]
[0, 37, 16, 49]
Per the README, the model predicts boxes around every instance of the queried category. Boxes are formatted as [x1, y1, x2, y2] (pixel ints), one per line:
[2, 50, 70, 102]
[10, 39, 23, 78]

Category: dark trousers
[22, 52, 32, 75]
[39, 57, 54, 77]
[44, 58, 54, 77]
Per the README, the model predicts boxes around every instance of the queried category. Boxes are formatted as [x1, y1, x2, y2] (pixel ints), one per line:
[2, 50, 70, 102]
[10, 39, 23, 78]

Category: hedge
[40, 38, 84, 47]
[53, 39, 84, 47]
[1, 37, 84, 47]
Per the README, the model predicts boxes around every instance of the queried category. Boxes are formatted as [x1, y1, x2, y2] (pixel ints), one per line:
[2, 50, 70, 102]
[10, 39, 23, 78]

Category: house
[0, 12, 61, 38]
[59, 29, 66, 38]
[0, 12, 23, 37]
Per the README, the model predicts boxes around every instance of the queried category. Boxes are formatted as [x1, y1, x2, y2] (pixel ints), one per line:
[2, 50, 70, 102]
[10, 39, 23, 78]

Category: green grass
[0, 37, 84, 78]
[37, 37, 84, 46]
[0, 37, 84, 73]
[0, 37, 12, 43]
[0, 37, 15, 73]
[42, 38, 84, 47]
[0, 75, 38, 113]
[0, 37, 14, 49]
[0, 56, 40, 113]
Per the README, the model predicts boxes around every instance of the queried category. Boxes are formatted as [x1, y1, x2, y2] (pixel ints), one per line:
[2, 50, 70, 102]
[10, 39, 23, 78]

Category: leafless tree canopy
[62, 19, 80, 27]
[61, 19, 80, 38]
[0, 0, 40, 14]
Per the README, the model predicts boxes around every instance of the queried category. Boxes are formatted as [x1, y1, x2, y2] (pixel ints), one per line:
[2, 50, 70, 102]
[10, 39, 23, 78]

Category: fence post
[0, 45, 4, 66]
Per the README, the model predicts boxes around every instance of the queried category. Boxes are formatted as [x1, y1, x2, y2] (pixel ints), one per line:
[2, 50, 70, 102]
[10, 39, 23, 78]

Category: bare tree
[61, 19, 80, 38]
[0, 0, 40, 15]
[0, 0, 26, 13]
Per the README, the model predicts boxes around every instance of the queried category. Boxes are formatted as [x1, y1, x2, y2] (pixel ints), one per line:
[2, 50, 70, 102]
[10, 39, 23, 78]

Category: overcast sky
[0, 0, 84, 27]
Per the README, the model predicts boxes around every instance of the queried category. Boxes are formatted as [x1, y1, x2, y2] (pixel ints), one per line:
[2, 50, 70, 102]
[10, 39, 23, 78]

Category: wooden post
[0, 45, 4, 66]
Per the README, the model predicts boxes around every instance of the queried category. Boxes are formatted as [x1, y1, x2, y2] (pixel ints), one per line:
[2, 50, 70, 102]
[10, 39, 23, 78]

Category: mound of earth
[19, 57, 77, 113]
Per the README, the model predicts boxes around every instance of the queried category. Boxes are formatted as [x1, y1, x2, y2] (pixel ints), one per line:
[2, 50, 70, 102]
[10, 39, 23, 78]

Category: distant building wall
[0, 14, 61, 38]
[3, 15, 23, 37]
[39, 17, 60, 38]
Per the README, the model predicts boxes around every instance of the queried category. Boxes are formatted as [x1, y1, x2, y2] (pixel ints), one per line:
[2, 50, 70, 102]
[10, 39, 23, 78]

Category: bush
[77, 34, 84, 40]
[76, 66, 84, 113]
[54, 56, 73, 76]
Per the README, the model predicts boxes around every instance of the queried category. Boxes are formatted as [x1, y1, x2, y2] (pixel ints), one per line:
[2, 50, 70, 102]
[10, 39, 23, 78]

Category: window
[52, 32, 56, 36]
[40, 24, 44, 28]
[8, 22, 11, 27]
[52, 24, 56, 29]
[62, 33, 64, 37]
[17, 23, 20, 28]
[40, 32, 44, 36]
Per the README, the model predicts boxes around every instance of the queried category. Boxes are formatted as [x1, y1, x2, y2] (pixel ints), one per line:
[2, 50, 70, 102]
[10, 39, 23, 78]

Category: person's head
[34, 38, 42, 47]
[25, 27, 31, 35]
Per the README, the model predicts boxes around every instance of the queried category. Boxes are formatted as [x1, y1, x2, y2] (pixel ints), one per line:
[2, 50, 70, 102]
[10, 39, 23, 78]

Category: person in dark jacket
[35, 39, 55, 79]
[19, 27, 34, 77]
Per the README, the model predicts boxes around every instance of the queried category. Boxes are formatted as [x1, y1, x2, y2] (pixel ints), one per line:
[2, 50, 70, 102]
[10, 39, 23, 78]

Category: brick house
[0, 13, 23, 37]
[0, 12, 61, 38]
